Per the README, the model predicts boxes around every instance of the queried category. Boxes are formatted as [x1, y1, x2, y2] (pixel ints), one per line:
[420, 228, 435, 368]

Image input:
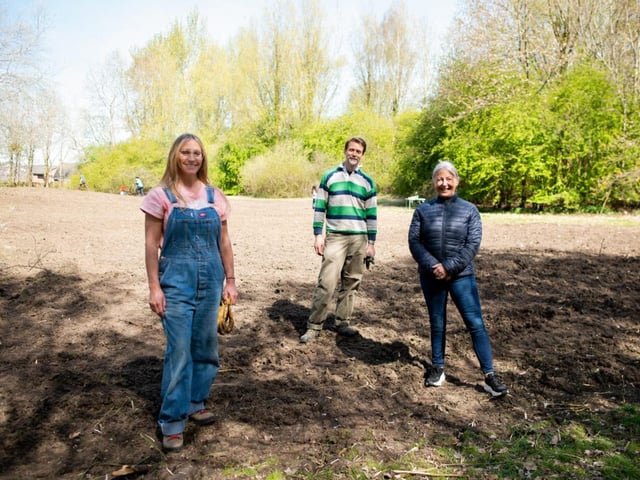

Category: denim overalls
[158, 186, 223, 436]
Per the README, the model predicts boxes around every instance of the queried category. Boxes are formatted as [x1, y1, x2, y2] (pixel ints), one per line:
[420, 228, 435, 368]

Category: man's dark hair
[344, 137, 367, 154]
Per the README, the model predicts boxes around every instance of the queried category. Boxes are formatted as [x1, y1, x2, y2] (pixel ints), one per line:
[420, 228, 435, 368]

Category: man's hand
[364, 242, 376, 270]
[314, 235, 325, 256]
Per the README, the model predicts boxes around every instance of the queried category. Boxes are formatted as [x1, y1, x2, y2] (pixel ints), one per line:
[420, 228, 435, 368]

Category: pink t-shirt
[140, 184, 231, 235]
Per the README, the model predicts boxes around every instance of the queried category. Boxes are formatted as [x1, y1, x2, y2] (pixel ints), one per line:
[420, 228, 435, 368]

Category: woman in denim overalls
[142, 133, 238, 452]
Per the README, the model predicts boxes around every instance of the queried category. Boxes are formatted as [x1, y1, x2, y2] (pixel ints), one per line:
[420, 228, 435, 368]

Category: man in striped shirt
[300, 137, 377, 344]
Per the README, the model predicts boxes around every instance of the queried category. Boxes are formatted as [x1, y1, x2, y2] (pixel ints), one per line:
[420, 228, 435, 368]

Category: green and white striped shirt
[313, 164, 377, 240]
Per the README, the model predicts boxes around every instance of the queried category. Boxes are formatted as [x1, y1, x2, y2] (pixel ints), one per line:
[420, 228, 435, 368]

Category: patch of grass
[229, 405, 638, 479]
[264, 472, 288, 480]
[231, 438, 462, 479]
[222, 456, 281, 477]
[456, 404, 640, 479]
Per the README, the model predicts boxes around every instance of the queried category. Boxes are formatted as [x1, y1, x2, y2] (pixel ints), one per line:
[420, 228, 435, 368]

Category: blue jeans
[419, 274, 494, 374]
[157, 189, 223, 435]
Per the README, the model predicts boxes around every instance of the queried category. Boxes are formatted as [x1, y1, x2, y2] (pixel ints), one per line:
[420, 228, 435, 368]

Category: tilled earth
[0, 188, 638, 479]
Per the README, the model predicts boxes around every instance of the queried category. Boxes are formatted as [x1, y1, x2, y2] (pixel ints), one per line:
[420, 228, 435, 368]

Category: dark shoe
[335, 325, 358, 337]
[300, 329, 320, 344]
[189, 408, 215, 426]
[483, 373, 509, 397]
[163, 433, 184, 452]
[425, 366, 445, 387]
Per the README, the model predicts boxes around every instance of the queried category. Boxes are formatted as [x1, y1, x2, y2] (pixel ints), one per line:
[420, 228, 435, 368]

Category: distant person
[79, 174, 87, 190]
[141, 133, 238, 452]
[300, 137, 377, 344]
[408, 161, 509, 397]
[120, 185, 128, 195]
[135, 176, 145, 196]
[311, 185, 318, 209]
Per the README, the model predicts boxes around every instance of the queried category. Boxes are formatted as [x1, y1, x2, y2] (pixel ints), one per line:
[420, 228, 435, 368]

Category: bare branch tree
[0, 5, 47, 103]
[351, 1, 427, 116]
[84, 51, 131, 145]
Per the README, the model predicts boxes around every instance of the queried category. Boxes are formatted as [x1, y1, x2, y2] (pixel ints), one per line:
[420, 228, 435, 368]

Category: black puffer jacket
[408, 194, 482, 278]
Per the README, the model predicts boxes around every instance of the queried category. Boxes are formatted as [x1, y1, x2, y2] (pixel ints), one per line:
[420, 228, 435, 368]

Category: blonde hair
[160, 133, 209, 202]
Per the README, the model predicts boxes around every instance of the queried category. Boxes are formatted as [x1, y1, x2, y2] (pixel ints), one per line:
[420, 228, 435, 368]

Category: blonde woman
[141, 133, 238, 451]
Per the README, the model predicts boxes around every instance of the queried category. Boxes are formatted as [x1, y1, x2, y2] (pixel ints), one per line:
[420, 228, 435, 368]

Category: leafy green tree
[126, 12, 206, 139]
[579, 0, 640, 135]
[397, 1, 640, 210]
[299, 110, 397, 192]
[341, 110, 396, 192]
[81, 138, 166, 193]
[601, 131, 640, 209]
[393, 95, 460, 197]
[211, 124, 269, 194]
[440, 89, 550, 208]
[188, 42, 232, 141]
[228, 0, 338, 139]
[294, 118, 353, 164]
[539, 62, 624, 209]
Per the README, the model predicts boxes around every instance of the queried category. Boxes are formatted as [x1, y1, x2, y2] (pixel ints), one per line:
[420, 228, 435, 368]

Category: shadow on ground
[0, 249, 638, 478]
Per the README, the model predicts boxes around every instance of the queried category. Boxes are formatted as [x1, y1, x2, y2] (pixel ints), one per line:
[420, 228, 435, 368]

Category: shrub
[240, 140, 326, 197]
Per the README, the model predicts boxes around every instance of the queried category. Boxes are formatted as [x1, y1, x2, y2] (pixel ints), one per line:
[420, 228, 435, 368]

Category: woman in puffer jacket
[408, 161, 509, 397]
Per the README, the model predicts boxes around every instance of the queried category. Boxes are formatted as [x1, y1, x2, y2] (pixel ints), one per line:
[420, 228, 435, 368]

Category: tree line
[396, 0, 640, 211]
[2, 0, 639, 211]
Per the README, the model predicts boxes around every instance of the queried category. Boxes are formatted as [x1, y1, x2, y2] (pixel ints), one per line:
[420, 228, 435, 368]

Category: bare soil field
[0, 187, 639, 479]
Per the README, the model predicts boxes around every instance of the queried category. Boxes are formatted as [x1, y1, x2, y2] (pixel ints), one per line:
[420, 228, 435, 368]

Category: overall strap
[162, 187, 178, 204]
[206, 186, 216, 204]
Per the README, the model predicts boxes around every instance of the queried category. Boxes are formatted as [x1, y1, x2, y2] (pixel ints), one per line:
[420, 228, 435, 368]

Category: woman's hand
[223, 279, 238, 304]
[432, 263, 449, 281]
[148, 285, 166, 318]
[144, 214, 165, 318]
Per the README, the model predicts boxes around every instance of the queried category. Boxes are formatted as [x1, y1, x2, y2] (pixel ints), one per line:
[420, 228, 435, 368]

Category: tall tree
[189, 42, 232, 140]
[291, 0, 338, 122]
[0, 6, 46, 105]
[0, 5, 47, 183]
[126, 11, 206, 139]
[36, 88, 65, 186]
[230, 0, 338, 139]
[85, 52, 130, 145]
[351, 1, 427, 116]
[577, 0, 640, 132]
[238, 1, 296, 137]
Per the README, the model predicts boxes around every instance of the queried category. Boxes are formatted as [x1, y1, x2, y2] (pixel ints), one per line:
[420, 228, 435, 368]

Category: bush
[240, 140, 326, 197]
[79, 138, 166, 193]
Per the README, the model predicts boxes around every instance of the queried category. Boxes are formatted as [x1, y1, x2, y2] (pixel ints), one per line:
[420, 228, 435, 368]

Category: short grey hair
[432, 161, 459, 181]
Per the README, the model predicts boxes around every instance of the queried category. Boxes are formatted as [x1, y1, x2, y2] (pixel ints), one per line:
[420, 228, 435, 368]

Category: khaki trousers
[307, 233, 367, 330]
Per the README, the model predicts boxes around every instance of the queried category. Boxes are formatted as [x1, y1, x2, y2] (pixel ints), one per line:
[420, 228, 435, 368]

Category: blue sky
[7, 0, 459, 122]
